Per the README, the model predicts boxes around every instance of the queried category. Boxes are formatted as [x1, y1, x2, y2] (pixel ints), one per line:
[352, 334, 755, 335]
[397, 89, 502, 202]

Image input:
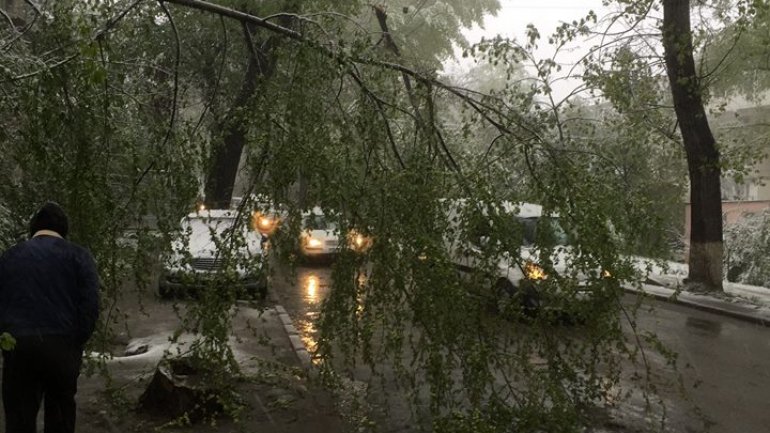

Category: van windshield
[304, 214, 337, 231]
[183, 217, 250, 243]
[519, 217, 569, 246]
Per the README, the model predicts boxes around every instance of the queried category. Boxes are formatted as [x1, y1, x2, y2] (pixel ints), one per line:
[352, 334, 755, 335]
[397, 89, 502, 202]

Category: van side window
[519, 216, 570, 246]
[304, 215, 333, 230]
[519, 217, 537, 246]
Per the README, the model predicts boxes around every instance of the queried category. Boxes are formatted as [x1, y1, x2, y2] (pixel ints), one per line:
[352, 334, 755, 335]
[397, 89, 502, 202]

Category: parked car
[299, 207, 341, 259]
[443, 199, 597, 316]
[296, 207, 373, 260]
[158, 210, 268, 299]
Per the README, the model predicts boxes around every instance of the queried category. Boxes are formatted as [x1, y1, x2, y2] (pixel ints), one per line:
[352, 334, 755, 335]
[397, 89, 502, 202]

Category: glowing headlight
[306, 237, 323, 249]
[252, 211, 279, 235]
[524, 261, 547, 281]
[258, 216, 273, 229]
[348, 230, 372, 252]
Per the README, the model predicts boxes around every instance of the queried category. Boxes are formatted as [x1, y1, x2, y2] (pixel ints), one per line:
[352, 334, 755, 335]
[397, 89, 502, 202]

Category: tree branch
[0, 8, 38, 51]
[346, 66, 406, 169]
[0, 8, 18, 33]
[21, 0, 42, 16]
[2, 0, 145, 81]
[191, 15, 228, 140]
[157, 0, 180, 153]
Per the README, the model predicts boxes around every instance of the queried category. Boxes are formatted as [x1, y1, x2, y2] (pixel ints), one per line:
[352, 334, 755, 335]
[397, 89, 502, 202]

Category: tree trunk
[203, 3, 299, 209]
[662, 0, 723, 291]
[138, 357, 225, 422]
[204, 23, 271, 209]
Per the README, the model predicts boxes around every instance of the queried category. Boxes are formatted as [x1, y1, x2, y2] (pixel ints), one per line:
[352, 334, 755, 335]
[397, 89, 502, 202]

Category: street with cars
[148, 200, 770, 432]
[267, 262, 770, 433]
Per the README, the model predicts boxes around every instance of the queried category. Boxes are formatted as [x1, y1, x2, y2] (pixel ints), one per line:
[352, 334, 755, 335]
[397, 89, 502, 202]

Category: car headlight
[524, 261, 547, 281]
[348, 230, 372, 252]
[258, 216, 273, 229]
[305, 237, 323, 249]
[252, 212, 278, 235]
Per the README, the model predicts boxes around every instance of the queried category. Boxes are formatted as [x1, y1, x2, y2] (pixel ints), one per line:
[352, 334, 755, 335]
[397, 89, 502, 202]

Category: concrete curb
[273, 304, 313, 368]
[267, 283, 314, 368]
[626, 283, 770, 327]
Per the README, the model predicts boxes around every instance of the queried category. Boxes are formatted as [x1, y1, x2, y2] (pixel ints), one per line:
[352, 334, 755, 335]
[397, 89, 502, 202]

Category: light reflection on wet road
[271, 265, 333, 356]
[271, 263, 770, 433]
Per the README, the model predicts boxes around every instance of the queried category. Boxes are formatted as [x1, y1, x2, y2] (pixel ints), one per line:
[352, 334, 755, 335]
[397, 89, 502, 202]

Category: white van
[443, 199, 579, 314]
[158, 210, 268, 299]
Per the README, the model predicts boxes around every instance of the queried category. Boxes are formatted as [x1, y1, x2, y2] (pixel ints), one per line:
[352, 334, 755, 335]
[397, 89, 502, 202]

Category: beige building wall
[710, 104, 770, 201]
[683, 200, 770, 260]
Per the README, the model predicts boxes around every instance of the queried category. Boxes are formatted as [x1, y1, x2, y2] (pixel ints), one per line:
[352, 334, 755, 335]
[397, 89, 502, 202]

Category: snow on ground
[93, 306, 281, 376]
[629, 255, 770, 308]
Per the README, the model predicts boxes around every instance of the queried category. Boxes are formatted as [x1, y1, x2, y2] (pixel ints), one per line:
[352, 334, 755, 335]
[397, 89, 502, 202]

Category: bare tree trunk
[204, 22, 273, 209]
[203, 1, 302, 209]
[662, 0, 723, 291]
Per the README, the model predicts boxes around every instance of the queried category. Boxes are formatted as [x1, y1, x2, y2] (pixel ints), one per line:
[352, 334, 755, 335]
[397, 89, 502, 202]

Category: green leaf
[0, 333, 16, 351]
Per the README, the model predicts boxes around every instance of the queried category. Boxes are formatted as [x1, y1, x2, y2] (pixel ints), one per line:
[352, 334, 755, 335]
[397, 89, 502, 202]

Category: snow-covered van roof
[500, 202, 544, 219]
[186, 209, 244, 219]
[441, 199, 550, 219]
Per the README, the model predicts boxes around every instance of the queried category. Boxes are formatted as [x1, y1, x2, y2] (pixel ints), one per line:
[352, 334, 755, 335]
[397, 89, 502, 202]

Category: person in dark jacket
[0, 202, 99, 433]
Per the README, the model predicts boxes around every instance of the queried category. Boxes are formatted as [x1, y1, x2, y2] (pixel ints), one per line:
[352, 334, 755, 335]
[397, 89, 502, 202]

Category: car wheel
[492, 278, 540, 317]
[489, 278, 514, 314]
[520, 286, 541, 316]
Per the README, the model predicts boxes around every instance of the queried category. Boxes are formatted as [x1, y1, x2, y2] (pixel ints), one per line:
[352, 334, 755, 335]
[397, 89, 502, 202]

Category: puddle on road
[685, 316, 722, 337]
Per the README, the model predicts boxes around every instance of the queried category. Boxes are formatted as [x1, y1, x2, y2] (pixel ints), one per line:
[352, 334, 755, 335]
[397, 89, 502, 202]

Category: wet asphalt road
[628, 298, 770, 433]
[270, 264, 770, 433]
[269, 264, 332, 356]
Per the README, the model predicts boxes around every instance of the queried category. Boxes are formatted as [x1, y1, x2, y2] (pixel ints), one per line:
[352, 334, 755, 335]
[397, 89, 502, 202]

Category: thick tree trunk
[662, 0, 723, 291]
[204, 24, 270, 209]
[203, 3, 299, 209]
[138, 357, 225, 422]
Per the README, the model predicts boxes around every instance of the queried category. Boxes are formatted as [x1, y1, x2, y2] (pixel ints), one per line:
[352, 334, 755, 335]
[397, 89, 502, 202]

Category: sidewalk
[629, 261, 770, 326]
[75, 297, 342, 433]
